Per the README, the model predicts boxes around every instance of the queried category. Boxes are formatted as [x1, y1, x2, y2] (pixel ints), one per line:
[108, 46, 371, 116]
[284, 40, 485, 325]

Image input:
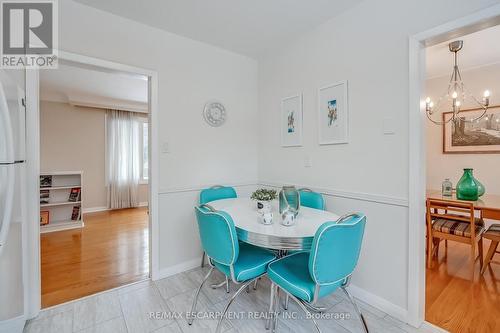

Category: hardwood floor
[41, 207, 149, 308]
[426, 239, 500, 332]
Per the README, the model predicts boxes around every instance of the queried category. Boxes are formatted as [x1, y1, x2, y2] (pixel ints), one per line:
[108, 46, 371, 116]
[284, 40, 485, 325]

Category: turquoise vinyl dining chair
[190, 205, 276, 332]
[281, 188, 326, 308]
[299, 188, 325, 211]
[266, 213, 368, 333]
[199, 185, 237, 268]
[199, 185, 237, 205]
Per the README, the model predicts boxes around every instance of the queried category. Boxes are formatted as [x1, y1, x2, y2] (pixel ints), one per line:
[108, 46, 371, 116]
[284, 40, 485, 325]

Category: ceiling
[73, 0, 362, 58]
[426, 24, 500, 79]
[40, 63, 148, 112]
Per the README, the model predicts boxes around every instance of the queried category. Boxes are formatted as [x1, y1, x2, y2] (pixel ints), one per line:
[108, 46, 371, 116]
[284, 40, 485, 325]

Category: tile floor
[25, 267, 441, 333]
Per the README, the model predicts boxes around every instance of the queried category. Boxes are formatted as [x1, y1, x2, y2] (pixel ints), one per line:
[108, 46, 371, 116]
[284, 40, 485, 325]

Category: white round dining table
[209, 198, 340, 251]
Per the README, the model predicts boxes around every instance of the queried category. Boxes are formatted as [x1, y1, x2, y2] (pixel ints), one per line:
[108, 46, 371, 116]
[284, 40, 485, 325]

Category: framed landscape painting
[281, 94, 303, 147]
[443, 106, 500, 154]
[318, 80, 348, 145]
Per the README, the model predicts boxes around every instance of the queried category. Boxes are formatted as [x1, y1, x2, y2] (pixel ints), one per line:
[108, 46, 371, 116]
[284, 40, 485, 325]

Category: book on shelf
[68, 188, 81, 202]
[71, 206, 81, 221]
[40, 211, 50, 226]
[40, 175, 52, 188]
[40, 190, 50, 204]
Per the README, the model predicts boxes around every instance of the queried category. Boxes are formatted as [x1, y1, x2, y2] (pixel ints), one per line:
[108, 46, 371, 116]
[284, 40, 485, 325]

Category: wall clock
[203, 101, 226, 127]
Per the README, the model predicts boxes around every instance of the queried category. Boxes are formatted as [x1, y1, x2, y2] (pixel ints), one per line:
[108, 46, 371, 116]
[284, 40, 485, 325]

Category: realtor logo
[1, 0, 58, 68]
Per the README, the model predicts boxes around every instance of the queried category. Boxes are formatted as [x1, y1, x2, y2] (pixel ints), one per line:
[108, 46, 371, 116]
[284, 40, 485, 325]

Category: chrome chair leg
[200, 251, 206, 268]
[188, 267, 213, 325]
[285, 291, 321, 333]
[340, 286, 369, 333]
[283, 294, 325, 313]
[215, 278, 257, 333]
[266, 282, 276, 330]
[253, 278, 258, 290]
[211, 276, 229, 291]
[272, 287, 280, 332]
[304, 302, 327, 313]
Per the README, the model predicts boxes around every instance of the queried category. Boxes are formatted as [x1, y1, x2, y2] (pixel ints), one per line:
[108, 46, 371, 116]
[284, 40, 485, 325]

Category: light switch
[161, 142, 170, 153]
[383, 117, 396, 135]
[304, 156, 312, 168]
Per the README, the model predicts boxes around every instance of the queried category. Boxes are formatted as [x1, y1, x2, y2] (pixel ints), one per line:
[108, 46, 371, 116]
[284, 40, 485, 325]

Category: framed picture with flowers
[281, 94, 303, 147]
[318, 80, 349, 145]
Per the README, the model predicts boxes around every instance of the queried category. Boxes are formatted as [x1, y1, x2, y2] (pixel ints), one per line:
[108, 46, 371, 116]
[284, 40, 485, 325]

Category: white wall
[426, 63, 500, 194]
[257, 0, 499, 319]
[57, 1, 259, 274]
[39, 101, 149, 210]
[29, 0, 499, 325]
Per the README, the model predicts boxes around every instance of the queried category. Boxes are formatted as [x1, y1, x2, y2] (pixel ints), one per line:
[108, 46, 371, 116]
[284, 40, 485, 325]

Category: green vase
[456, 168, 479, 201]
[474, 177, 485, 197]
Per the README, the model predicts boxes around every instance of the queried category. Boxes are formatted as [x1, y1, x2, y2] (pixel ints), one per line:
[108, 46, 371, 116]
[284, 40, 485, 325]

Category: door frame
[25, 51, 159, 318]
[407, 4, 500, 327]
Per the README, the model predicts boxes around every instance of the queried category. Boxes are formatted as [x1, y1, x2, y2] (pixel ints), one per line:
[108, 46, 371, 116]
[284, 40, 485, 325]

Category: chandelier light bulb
[426, 40, 490, 125]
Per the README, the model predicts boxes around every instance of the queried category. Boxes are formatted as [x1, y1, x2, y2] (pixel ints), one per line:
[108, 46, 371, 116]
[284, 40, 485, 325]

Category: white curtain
[106, 110, 140, 209]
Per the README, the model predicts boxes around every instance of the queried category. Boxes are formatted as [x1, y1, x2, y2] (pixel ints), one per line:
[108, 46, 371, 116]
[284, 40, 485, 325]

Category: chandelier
[425, 40, 491, 125]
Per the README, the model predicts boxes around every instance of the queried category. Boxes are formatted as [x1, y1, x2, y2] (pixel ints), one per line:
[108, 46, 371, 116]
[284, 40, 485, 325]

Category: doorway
[25, 52, 159, 315]
[407, 5, 500, 331]
[424, 25, 500, 332]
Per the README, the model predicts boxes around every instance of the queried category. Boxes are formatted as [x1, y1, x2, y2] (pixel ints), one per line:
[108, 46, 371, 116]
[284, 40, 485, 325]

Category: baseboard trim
[155, 258, 410, 325]
[82, 206, 108, 213]
[0, 315, 25, 333]
[83, 202, 149, 214]
[347, 284, 408, 324]
[421, 321, 449, 333]
[154, 258, 201, 281]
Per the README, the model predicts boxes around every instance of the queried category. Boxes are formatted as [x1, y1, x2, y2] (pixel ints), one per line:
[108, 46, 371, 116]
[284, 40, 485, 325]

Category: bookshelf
[40, 171, 84, 233]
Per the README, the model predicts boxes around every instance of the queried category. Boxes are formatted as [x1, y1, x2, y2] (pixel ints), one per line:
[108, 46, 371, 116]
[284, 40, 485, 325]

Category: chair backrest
[299, 188, 325, 210]
[308, 213, 366, 285]
[194, 205, 239, 265]
[426, 199, 476, 238]
[199, 185, 237, 204]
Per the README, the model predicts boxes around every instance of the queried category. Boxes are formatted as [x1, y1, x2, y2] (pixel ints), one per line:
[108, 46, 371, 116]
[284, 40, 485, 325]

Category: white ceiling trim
[68, 95, 148, 113]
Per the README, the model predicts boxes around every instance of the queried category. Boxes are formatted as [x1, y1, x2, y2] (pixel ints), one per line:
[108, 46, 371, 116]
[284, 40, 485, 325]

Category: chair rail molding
[259, 181, 409, 207]
[158, 181, 259, 195]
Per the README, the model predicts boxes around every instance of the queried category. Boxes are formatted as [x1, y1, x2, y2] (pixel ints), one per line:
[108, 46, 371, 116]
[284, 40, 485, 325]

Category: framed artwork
[281, 94, 303, 147]
[443, 105, 500, 154]
[318, 80, 349, 145]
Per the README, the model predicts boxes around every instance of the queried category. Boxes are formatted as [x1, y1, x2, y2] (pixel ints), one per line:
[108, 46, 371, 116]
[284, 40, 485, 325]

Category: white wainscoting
[156, 181, 410, 323]
[156, 183, 258, 280]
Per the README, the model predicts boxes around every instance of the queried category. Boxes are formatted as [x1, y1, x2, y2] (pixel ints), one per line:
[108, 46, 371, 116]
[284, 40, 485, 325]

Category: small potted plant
[251, 188, 277, 213]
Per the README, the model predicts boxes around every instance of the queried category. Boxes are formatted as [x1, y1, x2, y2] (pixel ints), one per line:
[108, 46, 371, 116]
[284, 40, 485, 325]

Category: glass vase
[279, 186, 300, 216]
[456, 168, 479, 201]
[442, 178, 453, 196]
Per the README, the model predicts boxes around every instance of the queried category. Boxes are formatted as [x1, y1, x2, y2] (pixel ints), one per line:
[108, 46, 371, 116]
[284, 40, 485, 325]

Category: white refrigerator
[0, 68, 27, 333]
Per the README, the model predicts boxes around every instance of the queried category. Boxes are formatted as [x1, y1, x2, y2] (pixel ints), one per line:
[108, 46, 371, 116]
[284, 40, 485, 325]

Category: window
[140, 120, 149, 183]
